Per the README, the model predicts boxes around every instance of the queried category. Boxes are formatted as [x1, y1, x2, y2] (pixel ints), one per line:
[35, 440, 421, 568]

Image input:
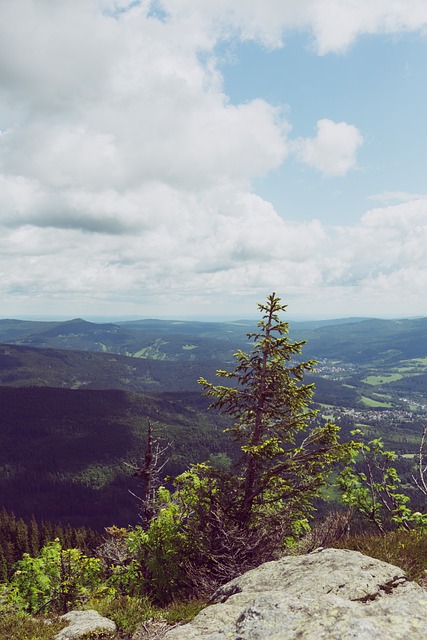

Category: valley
[0, 315, 426, 529]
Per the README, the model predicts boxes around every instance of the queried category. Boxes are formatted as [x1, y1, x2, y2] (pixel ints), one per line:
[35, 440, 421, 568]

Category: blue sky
[223, 33, 427, 225]
[1, 1, 427, 320]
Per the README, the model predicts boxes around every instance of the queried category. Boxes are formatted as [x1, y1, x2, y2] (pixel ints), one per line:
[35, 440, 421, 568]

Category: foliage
[289, 509, 353, 554]
[125, 488, 189, 603]
[8, 540, 107, 614]
[121, 294, 355, 601]
[338, 430, 427, 534]
[198, 293, 354, 532]
[85, 594, 158, 635]
[0, 611, 65, 640]
[412, 424, 427, 497]
[0, 508, 101, 580]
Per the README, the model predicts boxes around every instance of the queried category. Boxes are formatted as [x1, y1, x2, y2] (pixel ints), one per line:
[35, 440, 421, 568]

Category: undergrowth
[88, 595, 205, 635]
[0, 597, 205, 640]
[0, 612, 65, 640]
[334, 529, 427, 586]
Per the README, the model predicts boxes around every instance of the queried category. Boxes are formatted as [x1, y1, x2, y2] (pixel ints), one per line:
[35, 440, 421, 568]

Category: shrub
[9, 540, 108, 614]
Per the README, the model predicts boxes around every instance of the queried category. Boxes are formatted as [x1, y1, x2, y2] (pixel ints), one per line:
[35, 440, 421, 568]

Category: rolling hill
[1, 315, 426, 364]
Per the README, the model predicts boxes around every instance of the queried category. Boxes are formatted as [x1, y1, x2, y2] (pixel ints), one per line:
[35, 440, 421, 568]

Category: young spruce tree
[128, 294, 354, 599]
[199, 292, 351, 536]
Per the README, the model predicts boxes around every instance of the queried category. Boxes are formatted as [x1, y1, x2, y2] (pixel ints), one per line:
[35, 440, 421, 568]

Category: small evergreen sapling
[198, 293, 353, 541]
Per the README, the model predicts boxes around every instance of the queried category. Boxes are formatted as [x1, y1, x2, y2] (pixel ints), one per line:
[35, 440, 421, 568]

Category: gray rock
[54, 609, 117, 639]
[164, 548, 427, 640]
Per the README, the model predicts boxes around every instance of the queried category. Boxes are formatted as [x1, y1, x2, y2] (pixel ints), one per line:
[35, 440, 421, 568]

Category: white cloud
[0, 1, 427, 318]
[292, 119, 363, 176]
[0, 1, 288, 199]
[368, 191, 427, 204]
[2, 194, 426, 318]
[158, 0, 427, 52]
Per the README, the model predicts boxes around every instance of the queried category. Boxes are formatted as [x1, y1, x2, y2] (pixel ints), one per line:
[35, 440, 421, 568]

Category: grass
[0, 613, 65, 640]
[334, 529, 427, 586]
[362, 374, 402, 385]
[86, 595, 159, 635]
[359, 395, 393, 408]
[0, 596, 206, 640]
[163, 599, 205, 625]
[84, 595, 206, 637]
[400, 357, 427, 367]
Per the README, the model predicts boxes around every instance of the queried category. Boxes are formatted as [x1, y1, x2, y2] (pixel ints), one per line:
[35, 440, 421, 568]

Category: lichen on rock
[164, 548, 427, 640]
[54, 609, 116, 640]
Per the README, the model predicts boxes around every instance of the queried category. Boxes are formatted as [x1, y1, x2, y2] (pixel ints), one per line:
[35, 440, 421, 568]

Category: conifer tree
[199, 292, 351, 533]
[28, 515, 40, 557]
[0, 548, 8, 583]
[128, 294, 355, 599]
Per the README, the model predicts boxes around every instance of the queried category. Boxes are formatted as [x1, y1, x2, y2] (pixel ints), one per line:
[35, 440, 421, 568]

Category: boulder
[164, 548, 427, 639]
[54, 609, 116, 639]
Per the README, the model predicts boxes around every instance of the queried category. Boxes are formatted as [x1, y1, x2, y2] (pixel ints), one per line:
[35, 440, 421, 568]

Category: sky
[1, 0, 427, 320]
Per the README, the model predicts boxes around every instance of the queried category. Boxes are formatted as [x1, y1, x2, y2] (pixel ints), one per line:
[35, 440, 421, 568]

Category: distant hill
[0, 317, 253, 361]
[299, 317, 427, 364]
[1, 315, 427, 364]
[0, 343, 221, 391]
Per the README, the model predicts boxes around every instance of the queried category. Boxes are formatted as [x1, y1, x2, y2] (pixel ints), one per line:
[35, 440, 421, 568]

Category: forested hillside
[0, 386, 230, 528]
[0, 343, 220, 391]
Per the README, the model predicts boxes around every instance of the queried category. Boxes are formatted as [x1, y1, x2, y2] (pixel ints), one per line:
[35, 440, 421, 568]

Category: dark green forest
[0, 386, 232, 528]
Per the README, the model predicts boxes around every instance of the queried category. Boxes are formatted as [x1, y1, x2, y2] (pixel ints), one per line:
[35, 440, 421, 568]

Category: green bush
[125, 488, 190, 603]
[9, 540, 108, 614]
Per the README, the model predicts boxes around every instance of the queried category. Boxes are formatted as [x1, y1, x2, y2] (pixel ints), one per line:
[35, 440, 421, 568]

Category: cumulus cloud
[2, 194, 426, 318]
[291, 119, 364, 176]
[0, 1, 426, 318]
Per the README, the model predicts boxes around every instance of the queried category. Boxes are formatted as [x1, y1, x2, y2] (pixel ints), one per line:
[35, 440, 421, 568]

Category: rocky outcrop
[164, 548, 427, 639]
[54, 609, 116, 639]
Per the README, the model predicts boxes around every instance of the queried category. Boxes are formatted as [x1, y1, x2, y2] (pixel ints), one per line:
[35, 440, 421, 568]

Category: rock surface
[54, 609, 117, 639]
[164, 548, 427, 640]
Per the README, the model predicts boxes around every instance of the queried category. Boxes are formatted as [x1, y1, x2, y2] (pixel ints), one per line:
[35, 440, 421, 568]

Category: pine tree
[0, 548, 8, 582]
[28, 515, 40, 557]
[127, 294, 356, 599]
[199, 292, 352, 534]
[15, 518, 29, 555]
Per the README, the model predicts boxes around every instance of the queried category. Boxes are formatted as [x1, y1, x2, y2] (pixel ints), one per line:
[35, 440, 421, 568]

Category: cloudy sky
[1, 0, 427, 320]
